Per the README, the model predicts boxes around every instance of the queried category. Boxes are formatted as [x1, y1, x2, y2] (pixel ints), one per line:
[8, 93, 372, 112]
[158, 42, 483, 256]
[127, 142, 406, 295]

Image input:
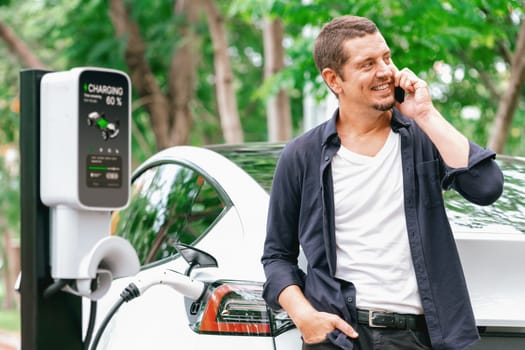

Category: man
[261, 15, 503, 350]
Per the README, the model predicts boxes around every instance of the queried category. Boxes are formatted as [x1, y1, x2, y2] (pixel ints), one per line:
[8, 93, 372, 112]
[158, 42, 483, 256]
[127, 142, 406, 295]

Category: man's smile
[371, 83, 391, 92]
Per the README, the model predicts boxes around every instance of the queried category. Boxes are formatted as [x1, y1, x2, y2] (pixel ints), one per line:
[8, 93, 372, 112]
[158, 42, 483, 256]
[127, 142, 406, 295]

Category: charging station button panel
[87, 155, 122, 188]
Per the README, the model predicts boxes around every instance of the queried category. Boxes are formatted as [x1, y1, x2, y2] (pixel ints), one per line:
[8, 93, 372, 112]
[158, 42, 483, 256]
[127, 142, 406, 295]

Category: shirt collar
[321, 109, 340, 146]
[391, 107, 411, 132]
[321, 107, 411, 146]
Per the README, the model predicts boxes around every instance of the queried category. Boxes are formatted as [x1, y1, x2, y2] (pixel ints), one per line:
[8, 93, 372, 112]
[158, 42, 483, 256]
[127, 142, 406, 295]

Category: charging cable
[88, 269, 205, 350]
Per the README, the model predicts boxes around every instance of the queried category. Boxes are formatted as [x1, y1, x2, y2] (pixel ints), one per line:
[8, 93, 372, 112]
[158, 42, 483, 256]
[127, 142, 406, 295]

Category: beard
[372, 101, 395, 111]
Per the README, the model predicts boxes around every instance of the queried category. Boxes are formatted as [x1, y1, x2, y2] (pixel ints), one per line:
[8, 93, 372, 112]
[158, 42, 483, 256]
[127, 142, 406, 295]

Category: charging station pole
[19, 69, 83, 349]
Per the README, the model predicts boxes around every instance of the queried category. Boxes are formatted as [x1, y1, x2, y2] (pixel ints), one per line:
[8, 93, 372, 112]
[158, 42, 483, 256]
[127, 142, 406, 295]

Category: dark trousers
[302, 324, 432, 350]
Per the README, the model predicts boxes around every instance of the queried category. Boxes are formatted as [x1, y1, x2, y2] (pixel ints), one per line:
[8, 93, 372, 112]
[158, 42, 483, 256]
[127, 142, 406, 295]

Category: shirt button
[346, 297, 353, 303]
[325, 156, 330, 161]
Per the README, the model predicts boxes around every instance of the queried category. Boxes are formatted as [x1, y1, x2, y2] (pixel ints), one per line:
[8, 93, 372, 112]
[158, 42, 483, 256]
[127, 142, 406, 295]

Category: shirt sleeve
[441, 141, 504, 205]
[261, 145, 306, 310]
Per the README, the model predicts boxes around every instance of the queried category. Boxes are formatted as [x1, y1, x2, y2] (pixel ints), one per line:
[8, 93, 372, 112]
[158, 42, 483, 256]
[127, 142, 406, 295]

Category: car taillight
[190, 280, 294, 336]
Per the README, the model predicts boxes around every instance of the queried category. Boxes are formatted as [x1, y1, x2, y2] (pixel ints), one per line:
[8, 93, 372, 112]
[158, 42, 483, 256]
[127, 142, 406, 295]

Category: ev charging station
[20, 68, 140, 349]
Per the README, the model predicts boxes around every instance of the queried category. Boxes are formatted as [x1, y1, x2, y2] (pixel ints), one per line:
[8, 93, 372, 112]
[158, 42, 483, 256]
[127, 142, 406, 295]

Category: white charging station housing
[41, 67, 130, 210]
[40, 67, 139, 299]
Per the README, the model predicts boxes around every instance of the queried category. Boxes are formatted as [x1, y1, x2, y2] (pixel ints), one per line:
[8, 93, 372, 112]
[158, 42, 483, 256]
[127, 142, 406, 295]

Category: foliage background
[1, 1, 523, 163]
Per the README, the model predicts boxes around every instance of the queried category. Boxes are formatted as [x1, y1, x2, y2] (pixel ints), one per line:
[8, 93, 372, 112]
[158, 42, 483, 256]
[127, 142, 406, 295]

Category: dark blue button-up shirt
[261, 108, 504, 350]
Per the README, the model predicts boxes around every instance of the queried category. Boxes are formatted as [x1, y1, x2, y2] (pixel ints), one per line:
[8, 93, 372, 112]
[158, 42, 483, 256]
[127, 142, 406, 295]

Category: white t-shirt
[332, 130, 423, 314]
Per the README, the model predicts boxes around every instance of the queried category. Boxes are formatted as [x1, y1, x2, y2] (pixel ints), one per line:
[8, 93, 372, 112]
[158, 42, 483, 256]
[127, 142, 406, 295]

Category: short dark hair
[313, 16, 378, 78]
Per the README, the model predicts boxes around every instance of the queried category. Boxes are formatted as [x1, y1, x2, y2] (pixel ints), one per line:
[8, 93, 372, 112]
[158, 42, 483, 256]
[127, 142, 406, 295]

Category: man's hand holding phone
[390, 61, 469, 168]
[390, 63, 434, 121]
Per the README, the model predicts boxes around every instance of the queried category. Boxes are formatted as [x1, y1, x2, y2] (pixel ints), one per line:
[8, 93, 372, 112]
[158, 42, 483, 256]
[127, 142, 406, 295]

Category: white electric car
[89, 144, 525, 350]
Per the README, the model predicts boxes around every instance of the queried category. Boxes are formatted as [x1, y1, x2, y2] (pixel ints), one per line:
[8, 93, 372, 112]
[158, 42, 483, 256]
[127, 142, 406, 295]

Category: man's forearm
[414, 108, 469, 169]
[278, 285, 317, 323]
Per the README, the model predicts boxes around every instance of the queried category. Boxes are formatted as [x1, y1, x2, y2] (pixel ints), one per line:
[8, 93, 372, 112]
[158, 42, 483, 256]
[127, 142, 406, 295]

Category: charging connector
[88, 269, 206, 350]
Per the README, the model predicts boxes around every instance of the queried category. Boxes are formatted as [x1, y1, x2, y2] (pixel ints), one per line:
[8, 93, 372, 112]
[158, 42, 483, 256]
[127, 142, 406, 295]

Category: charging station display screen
[78, 69, 129, 208]
[87, 155, 122, 188]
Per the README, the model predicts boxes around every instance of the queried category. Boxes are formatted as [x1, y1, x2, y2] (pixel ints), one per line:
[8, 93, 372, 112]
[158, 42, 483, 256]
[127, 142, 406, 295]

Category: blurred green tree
[2, 1, 523, 154]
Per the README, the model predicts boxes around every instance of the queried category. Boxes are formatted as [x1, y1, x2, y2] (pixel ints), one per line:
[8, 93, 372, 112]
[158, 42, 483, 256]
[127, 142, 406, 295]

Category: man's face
[336, 32, 396, 112]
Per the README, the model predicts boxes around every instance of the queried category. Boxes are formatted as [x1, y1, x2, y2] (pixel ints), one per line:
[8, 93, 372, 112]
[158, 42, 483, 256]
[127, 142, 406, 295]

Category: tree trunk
[263, 16, 292, 142]
[1, 230, 19, 310]
[109, 0, 171, 150]
[488, 19, 525, 153]
[0, 20, 47, 69]
[168, 0, 200, 145]
[200, 0, 244, 144]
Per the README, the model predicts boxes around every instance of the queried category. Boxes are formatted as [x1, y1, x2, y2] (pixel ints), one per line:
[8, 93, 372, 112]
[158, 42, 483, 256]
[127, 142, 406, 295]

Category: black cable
[83, 300, 97, 350]
[43, 279, 70, 298]
[89, 283, 141, 350]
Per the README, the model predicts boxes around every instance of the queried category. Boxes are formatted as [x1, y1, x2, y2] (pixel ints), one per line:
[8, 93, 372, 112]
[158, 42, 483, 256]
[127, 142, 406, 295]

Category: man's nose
[376, 62, 394, 79]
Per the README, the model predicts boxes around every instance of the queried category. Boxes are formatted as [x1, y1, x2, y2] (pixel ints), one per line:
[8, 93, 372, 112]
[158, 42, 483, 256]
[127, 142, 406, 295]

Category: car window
[213, 144, 525, 235]
[209, 143, 284, 192]
[111, 162, 227, 267]
[444, 156, 525, 234]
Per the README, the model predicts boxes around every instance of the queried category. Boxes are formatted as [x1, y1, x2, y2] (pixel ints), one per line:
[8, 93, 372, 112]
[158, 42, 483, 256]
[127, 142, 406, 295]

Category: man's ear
[321, 68, 341, 95]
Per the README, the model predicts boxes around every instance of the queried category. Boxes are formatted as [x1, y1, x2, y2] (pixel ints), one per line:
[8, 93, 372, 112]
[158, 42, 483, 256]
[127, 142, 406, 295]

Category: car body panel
[455, 231, 525, 327]
[90, 145, 525, 349]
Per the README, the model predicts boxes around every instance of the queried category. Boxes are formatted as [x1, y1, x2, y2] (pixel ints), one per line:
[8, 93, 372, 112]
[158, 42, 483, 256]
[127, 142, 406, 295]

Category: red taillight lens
[191, 281, 294, 336]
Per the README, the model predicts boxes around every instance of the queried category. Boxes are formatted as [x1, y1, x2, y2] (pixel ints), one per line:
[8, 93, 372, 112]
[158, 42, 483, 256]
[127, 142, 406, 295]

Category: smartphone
[395, 86, 405, 103]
